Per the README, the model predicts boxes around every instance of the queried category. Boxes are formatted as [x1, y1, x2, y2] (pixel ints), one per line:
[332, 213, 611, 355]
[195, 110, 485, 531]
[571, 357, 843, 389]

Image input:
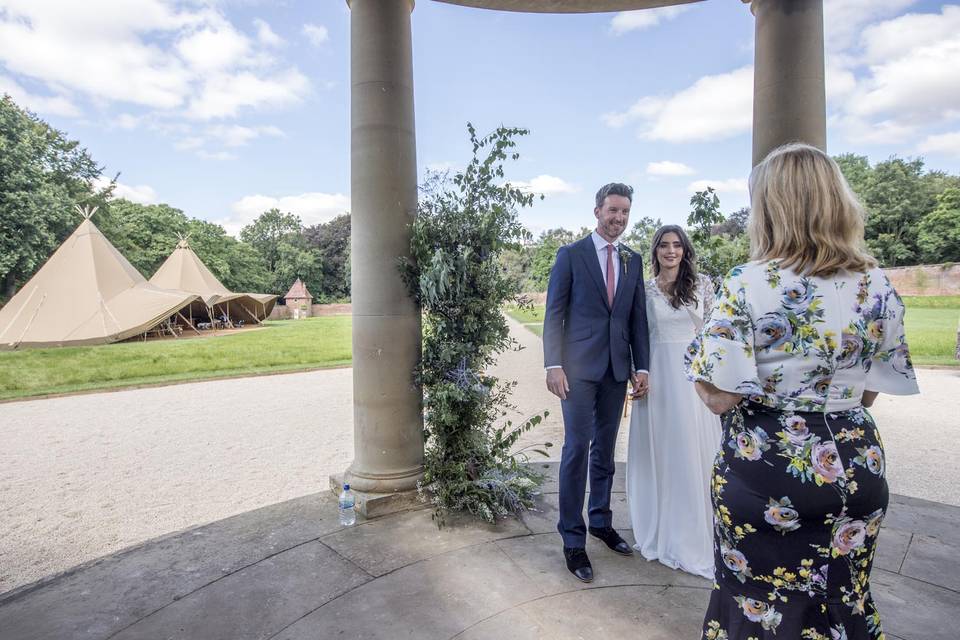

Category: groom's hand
[546, 368, 570, 400]
[631, 371, 649, 398]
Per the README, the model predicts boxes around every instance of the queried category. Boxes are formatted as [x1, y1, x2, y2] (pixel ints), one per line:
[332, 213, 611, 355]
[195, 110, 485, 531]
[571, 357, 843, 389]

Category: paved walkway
[0, 461, 955, 640]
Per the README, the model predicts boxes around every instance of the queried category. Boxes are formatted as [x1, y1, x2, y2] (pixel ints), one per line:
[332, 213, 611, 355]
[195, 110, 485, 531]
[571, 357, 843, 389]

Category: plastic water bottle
[338, 483, 356, 526]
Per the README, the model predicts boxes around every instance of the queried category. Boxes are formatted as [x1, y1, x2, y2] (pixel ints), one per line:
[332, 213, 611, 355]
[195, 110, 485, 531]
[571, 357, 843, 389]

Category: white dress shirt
[591, 230, 620, 293]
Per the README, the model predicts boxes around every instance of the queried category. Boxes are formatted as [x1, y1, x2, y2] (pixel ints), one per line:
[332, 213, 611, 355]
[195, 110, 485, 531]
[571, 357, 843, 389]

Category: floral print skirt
[702, 403, 888, 640]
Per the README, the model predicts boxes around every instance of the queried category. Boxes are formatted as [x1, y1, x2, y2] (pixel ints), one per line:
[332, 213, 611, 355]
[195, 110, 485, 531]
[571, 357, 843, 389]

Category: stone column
[750, 0, 826, 165]
[339, 0, 423, 512]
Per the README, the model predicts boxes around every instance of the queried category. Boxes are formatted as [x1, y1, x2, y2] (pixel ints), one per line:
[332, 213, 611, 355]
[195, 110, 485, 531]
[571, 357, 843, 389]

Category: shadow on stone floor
[0, 462, 956, 640]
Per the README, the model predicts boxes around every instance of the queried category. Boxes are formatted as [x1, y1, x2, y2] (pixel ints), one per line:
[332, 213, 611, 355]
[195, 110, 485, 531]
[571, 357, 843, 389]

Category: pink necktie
[606, 244, 616, 307]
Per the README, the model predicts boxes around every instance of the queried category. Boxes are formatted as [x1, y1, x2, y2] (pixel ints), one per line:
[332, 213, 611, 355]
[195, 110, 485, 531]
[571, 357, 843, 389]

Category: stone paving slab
[0, 493, 342, 640]
[322, 506, 530, 577]
[0, 463, 956, 640]
[459, 585, 710, 640]
[276, 542, 544, 640]
[111, 541, 370, 640]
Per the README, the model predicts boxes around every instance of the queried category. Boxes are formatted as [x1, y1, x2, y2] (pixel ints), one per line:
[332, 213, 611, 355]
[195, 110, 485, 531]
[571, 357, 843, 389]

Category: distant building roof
[284, 278, 313, 301]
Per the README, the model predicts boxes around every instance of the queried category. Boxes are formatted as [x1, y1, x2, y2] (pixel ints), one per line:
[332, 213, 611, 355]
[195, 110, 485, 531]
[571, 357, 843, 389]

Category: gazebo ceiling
[431, 0, 703, 13]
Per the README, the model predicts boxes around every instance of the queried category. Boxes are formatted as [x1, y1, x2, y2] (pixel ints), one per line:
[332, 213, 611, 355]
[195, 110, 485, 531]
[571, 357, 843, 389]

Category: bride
[627, 225, 721, 579]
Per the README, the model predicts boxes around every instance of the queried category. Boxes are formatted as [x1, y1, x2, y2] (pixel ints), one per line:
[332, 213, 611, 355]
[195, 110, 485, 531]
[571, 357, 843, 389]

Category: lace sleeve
[699, 274, 716, 320]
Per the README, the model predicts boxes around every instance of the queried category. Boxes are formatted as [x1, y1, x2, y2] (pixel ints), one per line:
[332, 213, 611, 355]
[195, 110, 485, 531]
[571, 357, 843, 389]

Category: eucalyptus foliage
[399, 124, 549, 525]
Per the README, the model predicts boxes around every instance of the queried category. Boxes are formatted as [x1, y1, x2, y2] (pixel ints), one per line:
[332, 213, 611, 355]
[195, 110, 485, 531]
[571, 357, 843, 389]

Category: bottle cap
[343, 483, 350, 490]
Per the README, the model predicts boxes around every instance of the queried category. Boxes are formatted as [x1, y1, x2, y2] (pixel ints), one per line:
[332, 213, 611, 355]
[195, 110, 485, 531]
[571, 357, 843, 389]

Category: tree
[687, 189, 750, 279]
[621, 216, 663, 272]
[712, 207, 749, 237]
[304, 214, 351, 301]
[99, 199, 190, 277]
[399, 124, 548, 524]
[527, 228, 577, 291]
[239, 208, 303, 273]
[861, 158, 934, 267]
[917, 188, 960, 264]
[0, 96, 104, 301]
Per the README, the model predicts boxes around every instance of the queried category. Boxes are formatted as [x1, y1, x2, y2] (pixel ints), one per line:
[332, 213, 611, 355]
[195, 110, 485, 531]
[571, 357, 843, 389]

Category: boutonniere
[617, 245, 632, 275]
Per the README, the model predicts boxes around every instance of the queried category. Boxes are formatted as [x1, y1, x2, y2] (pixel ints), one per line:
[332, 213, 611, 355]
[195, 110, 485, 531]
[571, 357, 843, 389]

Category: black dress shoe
[563, 546, 594, 583]
[589, 526, 634, 556]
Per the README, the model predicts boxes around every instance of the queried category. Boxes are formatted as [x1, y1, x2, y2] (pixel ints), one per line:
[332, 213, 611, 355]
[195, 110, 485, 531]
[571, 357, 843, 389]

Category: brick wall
[883, 264, 960, 296]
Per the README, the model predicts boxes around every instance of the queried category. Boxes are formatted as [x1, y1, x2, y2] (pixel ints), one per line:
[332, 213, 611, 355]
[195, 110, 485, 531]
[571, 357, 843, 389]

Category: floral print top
[685, 260, 919, 411]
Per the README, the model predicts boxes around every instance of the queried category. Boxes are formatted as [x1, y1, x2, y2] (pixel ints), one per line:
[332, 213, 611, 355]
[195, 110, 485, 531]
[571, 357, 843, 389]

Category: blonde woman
[685, 143, 919, 639]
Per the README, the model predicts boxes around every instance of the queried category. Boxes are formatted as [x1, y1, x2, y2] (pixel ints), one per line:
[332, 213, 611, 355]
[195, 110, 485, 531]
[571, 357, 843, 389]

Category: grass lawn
[0, 317, 352, 401]
[506, 297, 959, 367]
[505, 304, 544, 337]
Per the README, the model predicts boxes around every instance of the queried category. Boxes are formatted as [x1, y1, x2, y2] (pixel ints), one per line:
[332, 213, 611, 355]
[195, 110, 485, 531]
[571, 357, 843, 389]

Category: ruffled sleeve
[864, 277, 920, 396]
[685, 269, 763, 396]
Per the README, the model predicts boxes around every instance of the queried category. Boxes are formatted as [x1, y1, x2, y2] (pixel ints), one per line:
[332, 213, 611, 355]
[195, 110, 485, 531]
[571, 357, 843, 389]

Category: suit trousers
[557, 365, 627, 548]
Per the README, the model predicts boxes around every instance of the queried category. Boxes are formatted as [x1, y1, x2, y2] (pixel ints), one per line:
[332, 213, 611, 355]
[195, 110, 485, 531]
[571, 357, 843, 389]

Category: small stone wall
[268, 303, 352, 320]
[884, 264, 960, 296]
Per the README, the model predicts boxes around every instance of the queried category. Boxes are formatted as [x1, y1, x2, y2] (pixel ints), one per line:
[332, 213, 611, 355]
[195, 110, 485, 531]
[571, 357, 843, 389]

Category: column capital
[346, 0, 415, 10]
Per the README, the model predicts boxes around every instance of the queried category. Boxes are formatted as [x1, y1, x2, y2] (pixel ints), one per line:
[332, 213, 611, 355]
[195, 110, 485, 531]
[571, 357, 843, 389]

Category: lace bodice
[646, 274, 716, 344]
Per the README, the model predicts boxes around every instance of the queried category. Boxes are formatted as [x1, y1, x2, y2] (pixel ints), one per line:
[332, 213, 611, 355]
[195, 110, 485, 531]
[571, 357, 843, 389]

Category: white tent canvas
[0, 209, 200, 350]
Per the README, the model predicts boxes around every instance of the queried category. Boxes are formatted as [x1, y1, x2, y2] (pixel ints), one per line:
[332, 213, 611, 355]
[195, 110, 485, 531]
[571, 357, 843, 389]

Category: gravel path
[0, 318, 956, 594]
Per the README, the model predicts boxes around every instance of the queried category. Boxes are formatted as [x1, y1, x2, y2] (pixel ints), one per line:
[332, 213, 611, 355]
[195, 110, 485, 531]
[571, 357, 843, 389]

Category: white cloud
[197, 149, 236, 161]
[823, 0, 918, 51]
[610, 6, 692, 35]
[603, 66, 753, 143]
[0, 75, 80, 117]
[113, 113, 141, 130]
[687, 178, 748, 195]
[176, 24, 250, 73]
[846, 7, 960, 122]
[918, 131, 960, 157]
[509, 175, 579, 196]
[303, 24, 329, 46]
[205, 124, 285, 147]
[253, 18, 283, 47]
[825, 5, 960, 146]
[186, 69, 309, 119]
[93, 177, 158, 204]
[0, 0, 310, 123]
[223, 192, 350, 236]
[646, 161, 695, 176]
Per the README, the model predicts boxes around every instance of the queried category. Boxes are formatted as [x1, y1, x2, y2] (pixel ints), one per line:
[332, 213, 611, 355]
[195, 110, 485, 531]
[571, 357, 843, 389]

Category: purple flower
[837, 333, 863, 369]
[707, 320, 738, 341]
[782, 280, 815, 312]
[764, 497, 801, 533]
[892, 343, 913, 376]
[833, 520, 867, 555]
[811, 441, 843, 483]
[782, 415, 810, 445]
[755, 312, 792, 350]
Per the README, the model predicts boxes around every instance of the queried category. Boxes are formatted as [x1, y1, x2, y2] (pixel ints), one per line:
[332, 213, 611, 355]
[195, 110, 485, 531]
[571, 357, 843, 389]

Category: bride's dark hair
[650, 225, 698, 310]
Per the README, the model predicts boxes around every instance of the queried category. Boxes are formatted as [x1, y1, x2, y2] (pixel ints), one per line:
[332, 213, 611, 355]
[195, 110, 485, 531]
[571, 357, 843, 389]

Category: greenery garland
[399, 124, 549, 525]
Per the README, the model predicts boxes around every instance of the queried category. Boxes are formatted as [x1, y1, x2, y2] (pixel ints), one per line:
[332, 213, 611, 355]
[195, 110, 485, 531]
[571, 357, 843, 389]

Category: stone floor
[0, 462, 956, 640]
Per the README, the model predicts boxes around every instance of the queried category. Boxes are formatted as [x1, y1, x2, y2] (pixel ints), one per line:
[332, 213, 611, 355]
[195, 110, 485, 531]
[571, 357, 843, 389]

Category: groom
[542, 182, 650, 583]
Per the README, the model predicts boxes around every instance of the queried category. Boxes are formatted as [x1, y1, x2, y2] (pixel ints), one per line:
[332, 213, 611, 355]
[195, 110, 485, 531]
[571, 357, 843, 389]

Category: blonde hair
[748, 143, 877, 277]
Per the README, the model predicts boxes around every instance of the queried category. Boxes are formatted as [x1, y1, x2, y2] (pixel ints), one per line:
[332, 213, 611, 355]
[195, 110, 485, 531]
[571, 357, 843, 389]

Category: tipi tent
[149, 235, 277, 325]
[0, 207, 201, 350]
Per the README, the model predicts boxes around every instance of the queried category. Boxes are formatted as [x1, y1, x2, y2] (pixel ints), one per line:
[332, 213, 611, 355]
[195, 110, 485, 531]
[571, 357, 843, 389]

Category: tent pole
[238, 303, 261, 325]
[177, 311, 201, 336]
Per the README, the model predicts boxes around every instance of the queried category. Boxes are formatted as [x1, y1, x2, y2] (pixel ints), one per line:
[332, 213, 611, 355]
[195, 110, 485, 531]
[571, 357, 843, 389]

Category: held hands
[630, 371, 649, 399]
[546, 368, 570, 400]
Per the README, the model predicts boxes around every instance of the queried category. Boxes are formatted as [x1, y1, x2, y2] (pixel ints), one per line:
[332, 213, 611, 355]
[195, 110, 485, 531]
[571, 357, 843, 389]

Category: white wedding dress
[627, 274, 722, 579]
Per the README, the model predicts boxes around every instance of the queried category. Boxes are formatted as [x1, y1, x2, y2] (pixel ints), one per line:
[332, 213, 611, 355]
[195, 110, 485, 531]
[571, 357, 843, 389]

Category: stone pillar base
[329, 473, 427, 519]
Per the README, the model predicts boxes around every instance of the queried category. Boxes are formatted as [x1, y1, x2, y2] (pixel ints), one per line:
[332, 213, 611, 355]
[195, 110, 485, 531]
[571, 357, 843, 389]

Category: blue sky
[1, 0, 958, 238]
